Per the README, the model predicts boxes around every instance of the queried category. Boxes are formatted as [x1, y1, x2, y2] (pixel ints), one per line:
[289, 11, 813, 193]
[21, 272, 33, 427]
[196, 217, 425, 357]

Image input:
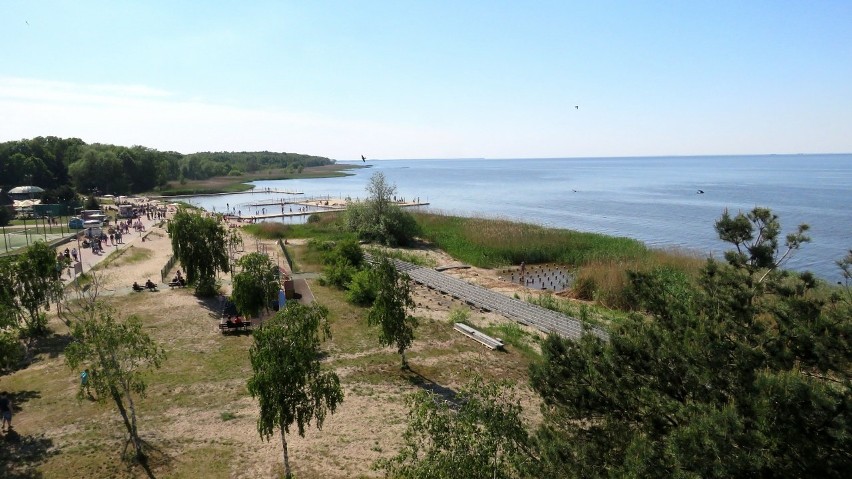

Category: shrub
[346, 269, 377, 306]
[321, 239, 365, 289]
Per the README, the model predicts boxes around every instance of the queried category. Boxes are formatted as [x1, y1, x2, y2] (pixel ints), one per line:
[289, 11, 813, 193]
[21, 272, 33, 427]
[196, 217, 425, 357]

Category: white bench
[453, 323, 504, 350]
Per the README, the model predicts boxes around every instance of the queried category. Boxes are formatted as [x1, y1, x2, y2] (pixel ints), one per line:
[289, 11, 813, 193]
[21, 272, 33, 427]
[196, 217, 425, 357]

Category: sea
[180, 154, 852, 283]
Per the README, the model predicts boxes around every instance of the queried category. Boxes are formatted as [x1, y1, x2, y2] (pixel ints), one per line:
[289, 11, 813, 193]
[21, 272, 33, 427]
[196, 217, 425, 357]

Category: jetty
[229, 197, 430, 221]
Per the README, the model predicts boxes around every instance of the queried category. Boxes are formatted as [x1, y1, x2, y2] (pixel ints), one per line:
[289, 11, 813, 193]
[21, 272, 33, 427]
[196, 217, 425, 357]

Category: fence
[161, 254, 179, 283]
[277, 239, 294, 271]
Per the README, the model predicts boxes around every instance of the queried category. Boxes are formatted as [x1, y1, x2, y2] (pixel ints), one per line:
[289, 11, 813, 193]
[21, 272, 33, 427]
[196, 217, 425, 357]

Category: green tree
[377, 377, 534, 479]
[167, 208, 230, 296]
[368, 256, 418, 368]
[231, 252, 278, 318]
[84, 194, 100, 210]
[10, 241, 64, 336]
[247, 302, 343, 478]
[0, 205, 13, 227]
[344, 172, 420, 246]
[529, 207, 851, 478]
[65, 303, 166, 461]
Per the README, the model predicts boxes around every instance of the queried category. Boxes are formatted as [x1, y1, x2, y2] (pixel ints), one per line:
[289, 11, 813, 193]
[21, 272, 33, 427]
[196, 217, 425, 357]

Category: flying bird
[697, 189, 704, 194]
[575, 105, 579, 109]
[361, 155, 366, 162]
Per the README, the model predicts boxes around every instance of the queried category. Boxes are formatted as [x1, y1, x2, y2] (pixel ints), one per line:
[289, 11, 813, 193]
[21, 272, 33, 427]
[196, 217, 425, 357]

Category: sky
[1, 1, 851, 160]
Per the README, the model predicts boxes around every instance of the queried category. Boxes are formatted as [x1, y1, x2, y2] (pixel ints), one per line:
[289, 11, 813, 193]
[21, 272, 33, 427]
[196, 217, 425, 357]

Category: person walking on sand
[0, 391, 12, 432]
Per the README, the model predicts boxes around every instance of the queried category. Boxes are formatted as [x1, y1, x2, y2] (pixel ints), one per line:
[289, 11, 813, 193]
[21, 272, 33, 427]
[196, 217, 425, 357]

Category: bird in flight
[697, 189, 704, 194]
[575, 105, 579, 109]
[361, 155, 366, 162]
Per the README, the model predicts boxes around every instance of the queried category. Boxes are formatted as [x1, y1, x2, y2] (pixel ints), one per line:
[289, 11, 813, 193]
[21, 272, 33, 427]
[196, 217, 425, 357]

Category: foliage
[344, 172, 421, 246]
[84, 194, 99, 210]
[368, 256, 418, 368]
[321, 239, 365, 289]
[231, 252, 278, 318]
[167, 209, 230, 296]
[65, 302, 166, 460]
[0, 136, 333, 196]
[376, 377, 534, 479]
[247, 302, 344, 478]
[4, 241, 64, 336]
[346, 269, 377, 306]
[528, 208, 851, 478]
[0, 205, 13, 226]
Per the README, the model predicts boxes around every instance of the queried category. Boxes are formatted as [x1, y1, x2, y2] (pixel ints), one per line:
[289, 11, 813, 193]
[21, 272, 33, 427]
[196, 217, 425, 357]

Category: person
[0, 391, 12, 432]
[71, 247, 78, 262]
[133, 281, 144, 292]
[145, 279, 157, 290]
[233, 316, 243, 327]
[80, 369, 94, 399]
[519, 261, 526, 284]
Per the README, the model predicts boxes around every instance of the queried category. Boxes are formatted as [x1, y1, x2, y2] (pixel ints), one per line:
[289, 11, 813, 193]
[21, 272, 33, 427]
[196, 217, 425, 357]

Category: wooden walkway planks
[366, 254, 608, 341]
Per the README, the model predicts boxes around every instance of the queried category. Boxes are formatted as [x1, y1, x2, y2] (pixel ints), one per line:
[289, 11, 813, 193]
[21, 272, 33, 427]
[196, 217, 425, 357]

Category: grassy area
[413, 212, 649, 268]
[152, 164, 363, 196]
[242, 213, 352, 243]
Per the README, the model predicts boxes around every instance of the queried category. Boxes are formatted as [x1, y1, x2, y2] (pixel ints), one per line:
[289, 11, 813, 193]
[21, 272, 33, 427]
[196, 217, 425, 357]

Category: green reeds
[413, 212, 649, 268]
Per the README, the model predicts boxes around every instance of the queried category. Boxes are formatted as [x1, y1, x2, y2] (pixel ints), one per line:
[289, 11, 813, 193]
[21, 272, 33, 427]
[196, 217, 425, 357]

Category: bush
[321, 239, 365, 289]
[84, 195, 100, 210]
[346, 269, 377, 306]
[344, 201, 420, 247]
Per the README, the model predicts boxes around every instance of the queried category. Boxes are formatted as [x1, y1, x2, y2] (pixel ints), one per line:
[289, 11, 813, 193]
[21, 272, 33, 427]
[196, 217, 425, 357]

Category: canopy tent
[8, 186, 45, 201]
[8, 186, 45, 194]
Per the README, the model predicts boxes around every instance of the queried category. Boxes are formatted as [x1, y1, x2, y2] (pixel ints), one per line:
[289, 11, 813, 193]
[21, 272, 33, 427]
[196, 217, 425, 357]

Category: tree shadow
[195, 295, 227, 320]
[0, 429, 54, 479]
[403, 369, 459, 404]
[123, 437, 171, 479]
[30, 333, 73, 360]
[9, 390, 42, 407]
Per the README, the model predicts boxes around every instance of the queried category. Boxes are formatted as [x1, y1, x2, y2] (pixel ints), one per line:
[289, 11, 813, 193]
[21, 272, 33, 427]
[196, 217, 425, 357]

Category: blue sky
[1, 1, 850, 160]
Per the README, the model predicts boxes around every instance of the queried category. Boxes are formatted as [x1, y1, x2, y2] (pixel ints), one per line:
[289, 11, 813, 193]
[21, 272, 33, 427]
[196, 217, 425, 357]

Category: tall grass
[243, 213, 351, 241]
[572, 248, 706, 309]
[413, 212, 648, 268]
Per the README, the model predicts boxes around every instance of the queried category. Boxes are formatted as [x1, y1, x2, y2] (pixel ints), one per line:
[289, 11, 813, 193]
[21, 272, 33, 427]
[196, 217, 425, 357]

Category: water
[181, 155, 852, 282]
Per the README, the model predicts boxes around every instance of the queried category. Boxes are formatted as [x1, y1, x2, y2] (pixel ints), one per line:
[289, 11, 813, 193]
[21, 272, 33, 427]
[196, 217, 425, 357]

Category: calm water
[183, 155, 852, 282]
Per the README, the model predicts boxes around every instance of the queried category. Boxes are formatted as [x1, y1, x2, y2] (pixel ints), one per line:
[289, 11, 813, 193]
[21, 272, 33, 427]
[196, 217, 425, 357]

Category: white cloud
[0, 76, 456, 159]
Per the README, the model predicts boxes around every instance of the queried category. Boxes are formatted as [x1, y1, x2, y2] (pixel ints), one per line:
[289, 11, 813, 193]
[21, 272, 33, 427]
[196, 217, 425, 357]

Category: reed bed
[413, 212, 649, 268]
[572, 248, 706, 309]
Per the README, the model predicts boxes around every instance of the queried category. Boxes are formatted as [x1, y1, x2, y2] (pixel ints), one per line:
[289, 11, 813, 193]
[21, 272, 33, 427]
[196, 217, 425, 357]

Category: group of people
[224, 315, 246, 329]
[132, 279, 158, 292]
[170, 270, 186, 287]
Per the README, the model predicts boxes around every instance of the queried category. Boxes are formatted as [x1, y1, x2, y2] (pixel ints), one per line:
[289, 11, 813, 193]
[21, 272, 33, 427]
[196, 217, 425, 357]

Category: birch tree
[247, 302, 343, 478]
[65, 305, 166, 461]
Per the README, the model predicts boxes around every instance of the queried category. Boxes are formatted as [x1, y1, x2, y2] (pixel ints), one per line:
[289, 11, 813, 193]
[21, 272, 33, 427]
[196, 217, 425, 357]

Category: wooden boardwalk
[367, 254, 608, 341]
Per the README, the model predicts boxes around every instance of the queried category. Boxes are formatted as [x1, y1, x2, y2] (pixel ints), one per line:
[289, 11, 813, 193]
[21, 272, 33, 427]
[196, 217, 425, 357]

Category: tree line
[0, 136, 334, 197]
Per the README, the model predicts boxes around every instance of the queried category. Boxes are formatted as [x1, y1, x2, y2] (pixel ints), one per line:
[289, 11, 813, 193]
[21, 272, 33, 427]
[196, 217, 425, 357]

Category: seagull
[361, 155, 366, 162]
[575, 105, 579, 109]
[25, 20, 29, 26]
[697, 189, 704, 194]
